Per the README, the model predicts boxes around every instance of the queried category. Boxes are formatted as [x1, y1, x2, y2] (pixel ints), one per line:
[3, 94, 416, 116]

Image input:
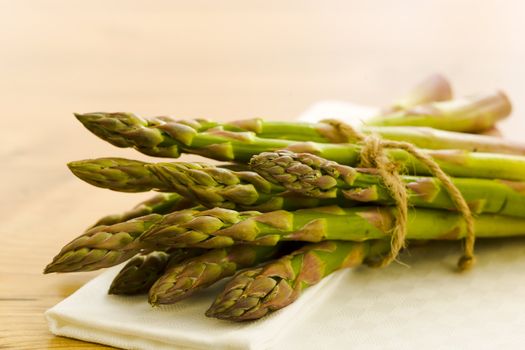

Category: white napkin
[45, 263, 346, 350]
[47, 102, 525, 349]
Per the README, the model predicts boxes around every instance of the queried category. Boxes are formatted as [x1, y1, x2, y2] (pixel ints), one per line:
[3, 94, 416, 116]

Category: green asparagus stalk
[75, 111, 525, 156]
[92, 193, 194, 227]
[44, 215, 164, 273]
[140, 206, 525, 249]
[249, 151, 525, 217]
[365, 126, 525, 155]
[368, 91, 511, 133]
[75, 112, 525, 181]
[149, 245, 280, 305]
[206, 240, 390, 321]
[381, 73, 453, 114]
[46, 203, 525, 273]
[225, 120, 525, 155]
[71, 156, 525, 217]
[68, 158, 349, 211]
[108, 249, 204, 295]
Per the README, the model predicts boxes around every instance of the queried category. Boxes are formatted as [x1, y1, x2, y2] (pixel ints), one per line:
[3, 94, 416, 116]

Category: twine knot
[321, 119, 476, 271]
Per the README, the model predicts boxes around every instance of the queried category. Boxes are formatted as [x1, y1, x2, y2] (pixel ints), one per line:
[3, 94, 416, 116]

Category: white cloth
[46, 102, 525, 349]
[45, 263, 344, 350]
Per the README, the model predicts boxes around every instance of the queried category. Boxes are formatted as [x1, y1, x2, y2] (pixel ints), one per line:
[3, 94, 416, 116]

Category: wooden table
[2, 1, 525, 348]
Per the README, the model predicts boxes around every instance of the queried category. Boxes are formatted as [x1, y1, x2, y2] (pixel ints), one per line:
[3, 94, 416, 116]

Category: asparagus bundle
[45, 77, 525, 324]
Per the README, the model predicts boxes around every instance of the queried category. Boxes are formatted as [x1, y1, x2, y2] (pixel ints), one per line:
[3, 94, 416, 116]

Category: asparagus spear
[224, 119, 525, 155]
[108, 249, 203, 295]
[75, 112, 525, 181]
[381, 73, 452, 114]
[92, 193, 194, 227]
[46, 204, 525, 273]
[75, 111, 525, 156]
[44, 214, 164, 273]
[68, 158, 352, 211]
[249, 151, 525, 217]
[149, 245, 280, 305]
[71, 156, 525, 217]
[368, 91, 511, 133]
[206, 240, 390, 321]
[69, 157, 172, 192]
[365, 126, 525, 155]
[108, 251, 171, 295]
[140, 206, 525, 249]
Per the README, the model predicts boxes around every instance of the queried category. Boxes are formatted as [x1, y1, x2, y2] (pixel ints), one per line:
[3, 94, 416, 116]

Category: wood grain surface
[2, 1, 525, 349]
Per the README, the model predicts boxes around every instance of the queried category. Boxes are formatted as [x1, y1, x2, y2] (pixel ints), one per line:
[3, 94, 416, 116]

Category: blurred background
[3, 0, 525, 222]
[1, 1, 525, 347]
[2, 1, 523, 119]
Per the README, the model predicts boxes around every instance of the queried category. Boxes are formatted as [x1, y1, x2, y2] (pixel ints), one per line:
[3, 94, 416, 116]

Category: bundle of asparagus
[45, 75, 525, 322]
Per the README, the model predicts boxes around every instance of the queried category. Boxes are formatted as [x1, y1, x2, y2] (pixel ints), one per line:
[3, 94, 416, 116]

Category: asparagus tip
[66, 160, 86, 173]
[74, 112, 101, 123]
[43, 263, 57, 274]
[496, 89, 512, 115]
[148, 293, 160, 306]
